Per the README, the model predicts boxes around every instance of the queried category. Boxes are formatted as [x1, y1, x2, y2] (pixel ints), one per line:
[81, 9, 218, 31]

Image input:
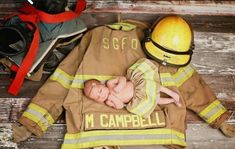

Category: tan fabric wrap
[125, 58, 161, 118]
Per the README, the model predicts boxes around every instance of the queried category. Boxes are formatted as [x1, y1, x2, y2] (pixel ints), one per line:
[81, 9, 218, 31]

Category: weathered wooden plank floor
[0, 0, 235, 149]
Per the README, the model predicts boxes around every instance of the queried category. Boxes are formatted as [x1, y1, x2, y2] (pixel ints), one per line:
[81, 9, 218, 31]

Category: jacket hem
[61, 128, 186, 149]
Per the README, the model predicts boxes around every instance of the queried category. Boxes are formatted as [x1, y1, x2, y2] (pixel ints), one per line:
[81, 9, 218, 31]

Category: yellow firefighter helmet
[143, 15, 194, 67]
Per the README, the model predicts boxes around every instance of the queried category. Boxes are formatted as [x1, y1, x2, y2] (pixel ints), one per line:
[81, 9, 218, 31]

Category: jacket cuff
[19, 116, 44, 137]
[210, 111, 230, 129]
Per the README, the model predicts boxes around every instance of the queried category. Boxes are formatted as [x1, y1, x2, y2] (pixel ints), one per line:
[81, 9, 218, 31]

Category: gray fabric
[8, 16, 87, 75]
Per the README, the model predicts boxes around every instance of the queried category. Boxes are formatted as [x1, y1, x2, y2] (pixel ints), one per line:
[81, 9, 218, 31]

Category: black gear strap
[0, 17, 34, 57]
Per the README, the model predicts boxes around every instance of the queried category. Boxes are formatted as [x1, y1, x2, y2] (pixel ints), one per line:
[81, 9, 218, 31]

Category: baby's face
[87, 82, 110, 103]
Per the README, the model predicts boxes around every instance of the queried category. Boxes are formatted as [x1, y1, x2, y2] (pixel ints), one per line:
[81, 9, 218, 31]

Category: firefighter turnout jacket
[18, 22, 229, 149]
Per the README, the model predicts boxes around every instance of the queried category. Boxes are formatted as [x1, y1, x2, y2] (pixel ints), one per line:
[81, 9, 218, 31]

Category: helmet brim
[143, 40, 192, 67]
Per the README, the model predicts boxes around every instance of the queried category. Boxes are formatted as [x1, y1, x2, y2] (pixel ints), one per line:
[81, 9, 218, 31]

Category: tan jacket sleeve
[19, 31, 92, 136]
[179, 70, 229, 128]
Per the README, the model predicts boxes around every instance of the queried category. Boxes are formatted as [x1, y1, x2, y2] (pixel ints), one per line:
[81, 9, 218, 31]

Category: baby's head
[83, 79, 110, 103]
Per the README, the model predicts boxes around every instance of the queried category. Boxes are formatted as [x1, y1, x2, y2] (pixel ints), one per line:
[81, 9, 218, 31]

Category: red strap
[75, 0, 86, 14]
[8, 14, 39, 95]
[10, 64, 19, 72]
[19, 1, 86, 23]
[7, 0, 86, 95]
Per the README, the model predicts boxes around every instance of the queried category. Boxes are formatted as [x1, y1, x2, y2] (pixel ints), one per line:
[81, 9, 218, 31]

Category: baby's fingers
[114, 85, 122, 93]
[174, 100, 182, 107]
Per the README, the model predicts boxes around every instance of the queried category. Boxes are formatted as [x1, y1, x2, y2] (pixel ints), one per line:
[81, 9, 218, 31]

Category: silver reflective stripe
[70, 78, 85, 88]
[160, 74, 174, 86]
[50, 69, 74, 88]
[51, 68, 115, 89]
[63, 134, 184, 144]
[53, 71, 73, 85]
[174, 65, 194, 84]
[25, 108, 49, 127]
[160, 65, 194, 87]
[202, 104, 224, 120]
[71, 76, 112, 88]
[62, 129, 186, 148]
[199, 101, 227, 124]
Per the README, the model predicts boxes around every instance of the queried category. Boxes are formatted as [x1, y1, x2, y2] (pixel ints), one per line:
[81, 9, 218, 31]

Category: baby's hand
[105, 99, 116, 108]
[106, 93, 125, 109]
[113, 84, 123, 93]
[109, 76, 127, 93]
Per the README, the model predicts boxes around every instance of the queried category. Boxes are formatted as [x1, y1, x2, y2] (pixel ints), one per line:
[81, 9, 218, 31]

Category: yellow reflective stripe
[107, 22, 136, 31]
[174, 65, 194, 86]
[159, 73, 175, 86]
[50, 68, 116, 89]
[50, 68, 74, 89]
[28, 103, 54, 124]
[207, 108, 226, 124]
[64, 128, 184, 138]
[61, 129, 186, 149]
[199, 100, 227, 124]
[62, 140, 181, 149]
[199, 100, 221, 116]
[128, 61, 157, 117]
[71, 75, 115, 88]
[75, 75, 114, 80]
[22, 103, 54, 132]
[22, 112, 47, 132]
[160, 65, 194, 87]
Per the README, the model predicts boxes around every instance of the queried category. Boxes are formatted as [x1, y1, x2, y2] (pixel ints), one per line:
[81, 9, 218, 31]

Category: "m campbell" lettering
[85, 111, 165, 130]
